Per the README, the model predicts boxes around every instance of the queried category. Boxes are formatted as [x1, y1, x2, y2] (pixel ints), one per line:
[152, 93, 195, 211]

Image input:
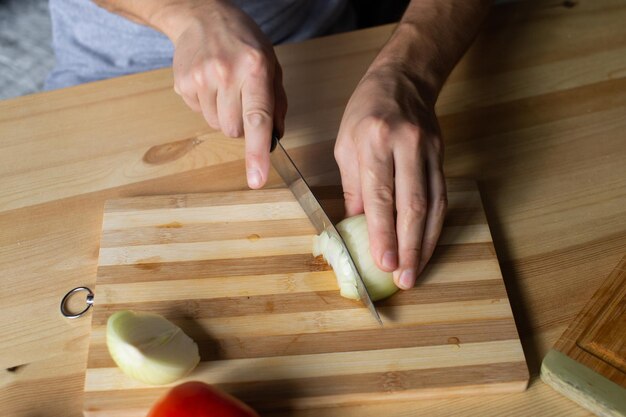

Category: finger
[418, 151, 447, 275]
[359, 138, 397, 272]
[180, 93, 202, 114]
[196, 88, 219, 130]
[334, 136, 363, 217]
[273, 63, 288, 138]
[174, 68, 202, 114]
[393, 141, 428, 290]
[217, 86, 243, 138]
[242, 68, 274, 189]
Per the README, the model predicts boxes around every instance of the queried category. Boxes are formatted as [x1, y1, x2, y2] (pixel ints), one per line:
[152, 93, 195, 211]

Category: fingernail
[382, 251, 397, 271]
[399, 269, 415, 290]
[247, 168, 262, 188]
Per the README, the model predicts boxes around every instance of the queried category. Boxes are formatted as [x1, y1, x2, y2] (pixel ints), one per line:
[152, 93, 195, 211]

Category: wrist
[148, 0, 223, 42]
[364, 23, 445, 108]
[368, 22, 447, 101]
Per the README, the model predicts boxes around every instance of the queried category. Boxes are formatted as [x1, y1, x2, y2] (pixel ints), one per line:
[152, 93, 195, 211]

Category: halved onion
[106, 310, 200, 385]
[313, 214, 399, 301]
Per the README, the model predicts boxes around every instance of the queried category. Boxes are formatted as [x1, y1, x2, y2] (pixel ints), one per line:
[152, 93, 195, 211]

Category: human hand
[334, 64, 447, 290]
[167, 0, 287, 189]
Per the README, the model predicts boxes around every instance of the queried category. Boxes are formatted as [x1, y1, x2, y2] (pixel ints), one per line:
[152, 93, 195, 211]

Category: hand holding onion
[334, 47, 448, 291]
[334, 67, 447, 291]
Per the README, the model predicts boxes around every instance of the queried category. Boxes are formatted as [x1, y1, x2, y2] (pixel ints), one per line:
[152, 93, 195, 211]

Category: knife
[270, 133, 382, 325]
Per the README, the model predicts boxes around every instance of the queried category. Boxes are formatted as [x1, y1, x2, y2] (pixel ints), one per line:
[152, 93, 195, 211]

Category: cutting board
[83, 179, 528, 416]
[541, 255, 626, 416]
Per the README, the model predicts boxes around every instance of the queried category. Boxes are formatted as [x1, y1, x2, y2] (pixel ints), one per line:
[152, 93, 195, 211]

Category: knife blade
[269, 133, 382, 325]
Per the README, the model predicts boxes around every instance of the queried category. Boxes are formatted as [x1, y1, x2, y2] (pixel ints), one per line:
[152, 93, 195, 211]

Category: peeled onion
[313, 214, 399, 301]
[106, 310, 200, 385]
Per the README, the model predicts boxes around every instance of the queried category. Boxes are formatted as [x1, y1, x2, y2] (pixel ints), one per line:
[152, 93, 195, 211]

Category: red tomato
[147, 381, 259, 417]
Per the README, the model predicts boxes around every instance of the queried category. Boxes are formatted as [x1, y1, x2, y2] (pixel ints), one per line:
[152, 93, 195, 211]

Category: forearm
[92, 0, 220, 42]
[370, 0, 492, 100]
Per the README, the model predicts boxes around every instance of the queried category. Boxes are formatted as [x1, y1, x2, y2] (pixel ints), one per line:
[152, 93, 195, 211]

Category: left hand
[334, 63, 447, 290]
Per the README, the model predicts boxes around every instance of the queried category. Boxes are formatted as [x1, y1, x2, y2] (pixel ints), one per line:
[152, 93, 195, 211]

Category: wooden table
[1, 0, 624, 415]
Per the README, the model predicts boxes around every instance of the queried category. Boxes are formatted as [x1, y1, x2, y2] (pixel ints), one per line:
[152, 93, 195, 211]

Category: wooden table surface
[1, 0, 624, 415]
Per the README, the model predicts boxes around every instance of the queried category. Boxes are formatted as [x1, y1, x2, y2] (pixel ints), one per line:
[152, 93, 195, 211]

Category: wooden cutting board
[83, 179, 528, 416]
[541, 255, 626, 416]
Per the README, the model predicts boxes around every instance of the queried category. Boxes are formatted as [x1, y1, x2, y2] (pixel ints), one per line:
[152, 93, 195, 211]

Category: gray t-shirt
[45, 0, 353, 90]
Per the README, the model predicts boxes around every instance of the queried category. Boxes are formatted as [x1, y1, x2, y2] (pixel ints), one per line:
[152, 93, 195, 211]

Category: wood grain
[83, 184, 528, 414]
[2, 0, 626, 415]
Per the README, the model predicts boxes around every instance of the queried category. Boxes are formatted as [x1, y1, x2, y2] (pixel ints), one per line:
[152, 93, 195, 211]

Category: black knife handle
[270, 129, 280, 153]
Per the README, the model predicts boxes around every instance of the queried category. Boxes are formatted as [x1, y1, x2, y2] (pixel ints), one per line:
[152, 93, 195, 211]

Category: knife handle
[270, 129, 280, 153]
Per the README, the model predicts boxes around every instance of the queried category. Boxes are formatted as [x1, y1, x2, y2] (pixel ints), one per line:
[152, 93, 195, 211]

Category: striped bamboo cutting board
[84, 179, 528, 415]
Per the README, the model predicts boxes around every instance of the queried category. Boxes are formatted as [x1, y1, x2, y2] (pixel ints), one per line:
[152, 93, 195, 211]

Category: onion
[106, 310, 200, 385]
[313, 214, 399, 301]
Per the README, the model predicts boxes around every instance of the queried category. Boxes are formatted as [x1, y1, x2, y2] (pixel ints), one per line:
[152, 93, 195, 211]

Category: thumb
[343, 174, 363, 217]
[334, 140, 363, 217]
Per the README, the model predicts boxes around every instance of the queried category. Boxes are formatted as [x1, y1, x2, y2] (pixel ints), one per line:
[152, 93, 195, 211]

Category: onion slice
[313, 214, 399, 301]
[106, 310, 200, 385]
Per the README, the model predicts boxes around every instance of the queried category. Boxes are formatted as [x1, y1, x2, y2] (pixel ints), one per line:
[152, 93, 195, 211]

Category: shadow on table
[441, 0, 564, 380]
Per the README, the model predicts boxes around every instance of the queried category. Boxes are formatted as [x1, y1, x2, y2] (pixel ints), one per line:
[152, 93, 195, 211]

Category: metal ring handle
[60, 287, 94, 319]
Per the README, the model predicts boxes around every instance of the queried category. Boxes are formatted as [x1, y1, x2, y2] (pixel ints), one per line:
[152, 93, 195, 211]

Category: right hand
[168, 0, 288, 189]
